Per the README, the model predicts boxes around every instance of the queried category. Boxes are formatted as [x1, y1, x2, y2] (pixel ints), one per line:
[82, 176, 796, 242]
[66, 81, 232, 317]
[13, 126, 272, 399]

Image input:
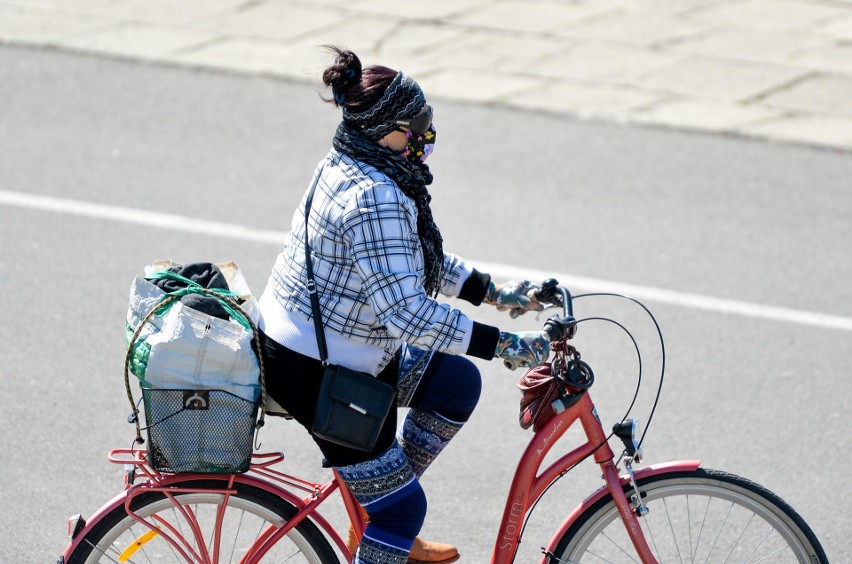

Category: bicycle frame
[62, 284, 811, 564]
[491, 389, 699, 564]
[63, 393, 699, 564]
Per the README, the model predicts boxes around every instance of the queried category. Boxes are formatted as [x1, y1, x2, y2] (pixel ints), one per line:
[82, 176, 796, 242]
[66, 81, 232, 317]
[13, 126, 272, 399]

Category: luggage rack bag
[124, 262, 267, 474]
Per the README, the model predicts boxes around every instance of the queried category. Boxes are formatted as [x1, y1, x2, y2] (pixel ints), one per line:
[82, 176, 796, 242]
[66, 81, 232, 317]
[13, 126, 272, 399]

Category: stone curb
[2, 0, 851, 152]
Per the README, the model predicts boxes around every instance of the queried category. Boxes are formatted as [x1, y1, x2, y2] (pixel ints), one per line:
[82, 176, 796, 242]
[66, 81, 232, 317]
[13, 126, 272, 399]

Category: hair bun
[322, 47, 362, 105]
[334, 51, 362, 89]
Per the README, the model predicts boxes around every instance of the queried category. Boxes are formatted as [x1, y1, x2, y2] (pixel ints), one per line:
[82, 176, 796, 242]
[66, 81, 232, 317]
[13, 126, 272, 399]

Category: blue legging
[336, 352, 481, 563]
[408, 351, 482, 419]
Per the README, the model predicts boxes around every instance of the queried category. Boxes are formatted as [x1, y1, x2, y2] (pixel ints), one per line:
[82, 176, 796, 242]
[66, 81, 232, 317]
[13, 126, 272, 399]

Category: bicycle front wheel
[66, 479, 339, 564]
[551, 468, 826, 563]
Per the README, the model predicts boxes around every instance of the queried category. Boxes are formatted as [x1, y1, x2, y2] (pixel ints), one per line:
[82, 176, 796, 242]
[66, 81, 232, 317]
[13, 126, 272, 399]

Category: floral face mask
[402, 124, 436, 164]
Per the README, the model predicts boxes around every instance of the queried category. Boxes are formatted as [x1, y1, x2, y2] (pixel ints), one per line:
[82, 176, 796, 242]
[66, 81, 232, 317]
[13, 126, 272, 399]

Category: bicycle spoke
[720, 513, 755, 563]
[69, 483, 337, 563]
[207, 500, 232, 561]
[641, 509, 661, 561]
[121, 520, 178, 564]
[205, 504, 218, 557]
[662, 497, 685, 564]
[741, 527, 773, 563]
[153, 507, 198, 561]
[283, 550, 310, 562]
[687, 495, 693, 563]
[149, 512, 182, 562]
[125, 523, 154, 563]
[692, 495, 711, 562]
[82, 538, 122, 564]
[599, 530, 640, 564]
[552, 470, 824, 564]
[702, 501, 734, 564]
[108, 527, 145, 563]
[227, 508, 247, 563]
[751, 542, 791, 563]
[189, 503, 211, 562]
[168, 506, 190, 557]
[585, 547, 616, 563]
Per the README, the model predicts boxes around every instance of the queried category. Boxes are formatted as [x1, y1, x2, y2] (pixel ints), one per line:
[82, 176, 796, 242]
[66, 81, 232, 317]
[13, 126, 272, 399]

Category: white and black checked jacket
[258, 149, 498, 374]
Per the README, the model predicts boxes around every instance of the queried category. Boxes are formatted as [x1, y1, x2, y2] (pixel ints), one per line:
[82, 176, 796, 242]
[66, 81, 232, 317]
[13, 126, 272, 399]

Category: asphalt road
[1, 45, 850, 562]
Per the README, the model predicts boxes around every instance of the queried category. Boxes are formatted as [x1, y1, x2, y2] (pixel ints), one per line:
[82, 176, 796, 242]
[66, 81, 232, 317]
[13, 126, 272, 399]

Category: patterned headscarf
[342, 72, 426, 141]
[332, 71, 444, 297]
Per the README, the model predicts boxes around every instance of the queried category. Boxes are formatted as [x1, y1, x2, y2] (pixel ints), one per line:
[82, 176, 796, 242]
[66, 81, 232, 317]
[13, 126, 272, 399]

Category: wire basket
[124, 282, 268, 475]
[141, 387, 258, 474]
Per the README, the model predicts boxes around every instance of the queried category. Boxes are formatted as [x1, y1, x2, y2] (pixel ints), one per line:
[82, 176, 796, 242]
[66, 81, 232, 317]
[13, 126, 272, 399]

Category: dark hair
[322, 46, 397, 112]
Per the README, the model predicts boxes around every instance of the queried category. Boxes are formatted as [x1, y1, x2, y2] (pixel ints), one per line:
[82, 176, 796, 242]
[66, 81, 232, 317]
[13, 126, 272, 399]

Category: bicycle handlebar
[501, 279, 577, 371]
[544, 314, 577, 341]
[534, 278, 576, 341]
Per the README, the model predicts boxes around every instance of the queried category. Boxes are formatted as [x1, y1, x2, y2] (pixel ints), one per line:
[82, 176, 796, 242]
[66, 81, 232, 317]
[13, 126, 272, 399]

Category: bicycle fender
[61, 487, 133, 560]
[60, 473, 322, 560]
[539, 459, 701, 563]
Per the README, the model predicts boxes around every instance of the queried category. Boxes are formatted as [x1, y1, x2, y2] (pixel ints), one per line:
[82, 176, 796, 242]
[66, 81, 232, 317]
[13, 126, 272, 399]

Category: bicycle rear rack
[107, 449, 323, 497]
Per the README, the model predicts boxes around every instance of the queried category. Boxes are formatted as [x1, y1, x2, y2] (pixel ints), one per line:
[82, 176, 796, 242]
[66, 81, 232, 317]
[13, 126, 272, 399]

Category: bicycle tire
[66, 479, 340, 564]
[550, 468, 826, 563]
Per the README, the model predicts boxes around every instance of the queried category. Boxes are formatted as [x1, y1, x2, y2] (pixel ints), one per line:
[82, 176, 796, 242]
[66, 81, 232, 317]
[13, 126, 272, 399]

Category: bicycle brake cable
[574, 293, 667, 449]
[573, 316, 644, 418]
[514, 292, 667, 561]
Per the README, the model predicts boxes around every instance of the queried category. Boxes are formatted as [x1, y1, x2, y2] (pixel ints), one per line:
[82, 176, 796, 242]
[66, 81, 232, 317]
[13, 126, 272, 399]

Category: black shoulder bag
[303, 173, 396, 452]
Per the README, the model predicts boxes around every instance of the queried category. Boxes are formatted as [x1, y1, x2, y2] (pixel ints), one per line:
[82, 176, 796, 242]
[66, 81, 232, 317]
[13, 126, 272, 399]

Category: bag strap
[303, 169, 330, 366]
[144, 270, 252, 331]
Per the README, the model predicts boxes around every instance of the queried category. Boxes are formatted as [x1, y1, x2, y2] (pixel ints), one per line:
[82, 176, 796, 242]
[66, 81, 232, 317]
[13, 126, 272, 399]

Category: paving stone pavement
[3, 0, 852, 151]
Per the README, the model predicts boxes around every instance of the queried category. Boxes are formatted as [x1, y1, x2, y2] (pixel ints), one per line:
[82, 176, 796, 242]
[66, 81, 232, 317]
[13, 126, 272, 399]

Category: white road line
[3, 189, 851, 331]
[476, 261, 852, 331]
[0, 189, 284, 244]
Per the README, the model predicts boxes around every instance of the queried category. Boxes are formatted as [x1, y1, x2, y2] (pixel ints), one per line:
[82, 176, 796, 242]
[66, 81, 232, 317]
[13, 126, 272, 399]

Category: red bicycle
[59, 282, 827, 563]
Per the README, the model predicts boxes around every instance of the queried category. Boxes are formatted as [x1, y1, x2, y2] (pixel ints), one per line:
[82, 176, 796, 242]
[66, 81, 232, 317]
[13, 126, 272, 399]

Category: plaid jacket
[263, 149, 496, 365]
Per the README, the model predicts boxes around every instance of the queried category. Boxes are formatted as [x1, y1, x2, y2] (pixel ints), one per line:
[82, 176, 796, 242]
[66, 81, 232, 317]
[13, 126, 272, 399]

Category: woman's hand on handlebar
[484, 280, 545, 318]
[490, 279, 576, 370]
[495, 330, 551, 371]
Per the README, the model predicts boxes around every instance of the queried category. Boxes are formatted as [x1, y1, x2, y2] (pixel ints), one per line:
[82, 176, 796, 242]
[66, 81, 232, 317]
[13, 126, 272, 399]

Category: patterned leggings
[335, 349, 482, 564]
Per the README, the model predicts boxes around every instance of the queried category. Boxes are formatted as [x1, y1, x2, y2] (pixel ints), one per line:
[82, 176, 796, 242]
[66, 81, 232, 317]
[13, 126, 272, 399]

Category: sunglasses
[386, 105, 433, 135]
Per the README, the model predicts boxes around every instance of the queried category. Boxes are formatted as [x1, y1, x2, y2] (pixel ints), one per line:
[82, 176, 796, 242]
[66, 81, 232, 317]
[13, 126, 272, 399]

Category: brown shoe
[345, 505, 459, 563]
[345, 522, 360, 557]
[407, 536, 460, 563]
[347, 524, 460, 563]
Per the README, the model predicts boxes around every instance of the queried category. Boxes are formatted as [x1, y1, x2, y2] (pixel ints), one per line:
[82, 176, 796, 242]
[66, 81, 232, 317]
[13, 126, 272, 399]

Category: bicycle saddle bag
[517, 363, 560, 432]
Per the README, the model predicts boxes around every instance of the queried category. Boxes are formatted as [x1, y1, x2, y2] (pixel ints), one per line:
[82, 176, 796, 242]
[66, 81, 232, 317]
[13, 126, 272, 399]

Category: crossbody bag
[303, 170, 396, 452]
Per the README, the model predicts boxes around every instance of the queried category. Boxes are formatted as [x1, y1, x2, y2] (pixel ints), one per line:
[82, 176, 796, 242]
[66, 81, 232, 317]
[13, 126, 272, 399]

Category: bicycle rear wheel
[66, 479, 339, 563]
[550, 468, 826, 563]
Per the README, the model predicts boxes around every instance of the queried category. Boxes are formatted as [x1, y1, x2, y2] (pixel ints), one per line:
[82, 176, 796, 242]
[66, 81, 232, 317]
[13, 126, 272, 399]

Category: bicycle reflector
[613, 419, 643, 462]
[68, 514, 86, 539]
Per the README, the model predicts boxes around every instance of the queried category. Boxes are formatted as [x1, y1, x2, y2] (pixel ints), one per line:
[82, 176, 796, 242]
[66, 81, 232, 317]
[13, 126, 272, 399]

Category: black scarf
[333, 122, 444, 297]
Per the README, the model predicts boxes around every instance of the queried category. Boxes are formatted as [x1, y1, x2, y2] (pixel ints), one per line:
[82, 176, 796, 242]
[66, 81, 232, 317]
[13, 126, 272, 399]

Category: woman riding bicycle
[257, 46, 551, 564]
